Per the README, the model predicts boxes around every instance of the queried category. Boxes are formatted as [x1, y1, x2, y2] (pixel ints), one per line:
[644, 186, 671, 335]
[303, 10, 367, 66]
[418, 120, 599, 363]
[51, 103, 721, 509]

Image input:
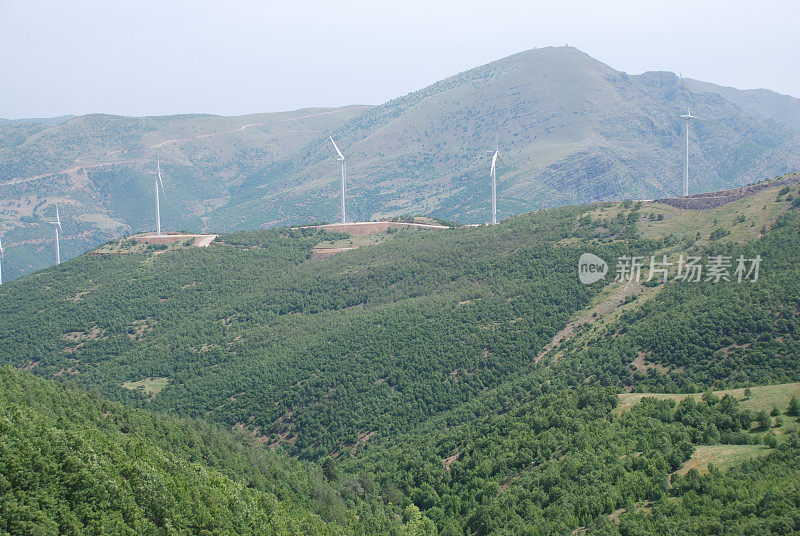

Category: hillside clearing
[122, 377, 169, 397]
[617, 382, 800, 415]
[674, 444, 770, 476]
[639, 177, 800, 245]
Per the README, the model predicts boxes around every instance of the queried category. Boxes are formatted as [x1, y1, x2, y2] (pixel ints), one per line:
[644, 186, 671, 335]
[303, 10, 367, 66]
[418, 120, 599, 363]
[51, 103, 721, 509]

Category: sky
[1, 0, 798, 119]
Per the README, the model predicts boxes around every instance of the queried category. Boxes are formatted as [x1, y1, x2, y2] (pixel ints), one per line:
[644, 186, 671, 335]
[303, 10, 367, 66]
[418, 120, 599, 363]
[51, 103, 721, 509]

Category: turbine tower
[51, 205, 62, 265]
[489, 136, 504, 225]
[0, 236, 4, 285]
[329, 136, 347, 224]
[155, 158, 165, 235]
[680, 109, 704, 197]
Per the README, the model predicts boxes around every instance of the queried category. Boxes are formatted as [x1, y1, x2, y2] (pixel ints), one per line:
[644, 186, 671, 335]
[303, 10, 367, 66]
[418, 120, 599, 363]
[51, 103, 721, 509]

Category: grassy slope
[337, 179, 800, 533]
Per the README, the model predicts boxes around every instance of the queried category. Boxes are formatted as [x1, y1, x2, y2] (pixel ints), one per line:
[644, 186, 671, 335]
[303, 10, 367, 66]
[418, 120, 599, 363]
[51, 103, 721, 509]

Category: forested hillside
[0, 366, 417, 535]
[0, 209, 647, 456]
[1, 178, 800, 534]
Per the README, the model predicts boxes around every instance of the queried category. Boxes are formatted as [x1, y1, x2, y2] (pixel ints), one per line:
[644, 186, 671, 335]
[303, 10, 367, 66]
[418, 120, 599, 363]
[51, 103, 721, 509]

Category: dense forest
[0, 366, 428, 535]
[0, 204, 654, 456]
[1, 179, 799, 534]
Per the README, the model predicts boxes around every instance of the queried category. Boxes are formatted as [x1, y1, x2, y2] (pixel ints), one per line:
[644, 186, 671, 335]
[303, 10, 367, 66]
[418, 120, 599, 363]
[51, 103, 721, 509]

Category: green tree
[756, 410, 772, 430]
[788, 395, 800, 417]
[401, 505, 437, 536]
[322, 457, 340, 482]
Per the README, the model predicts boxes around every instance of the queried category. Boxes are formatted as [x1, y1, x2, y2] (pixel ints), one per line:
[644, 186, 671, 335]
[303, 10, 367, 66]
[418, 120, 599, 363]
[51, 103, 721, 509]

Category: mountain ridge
[2, 46, 800, 282]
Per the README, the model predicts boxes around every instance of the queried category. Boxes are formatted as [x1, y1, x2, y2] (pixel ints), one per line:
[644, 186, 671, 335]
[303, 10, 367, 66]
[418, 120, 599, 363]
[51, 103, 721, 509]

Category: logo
[578, 253, 608, 284]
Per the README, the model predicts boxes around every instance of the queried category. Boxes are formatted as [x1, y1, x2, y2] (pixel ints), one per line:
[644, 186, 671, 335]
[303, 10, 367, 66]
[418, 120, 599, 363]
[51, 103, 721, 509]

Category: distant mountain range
[2, 46, 800, 281]
[0, 115, 76, 127]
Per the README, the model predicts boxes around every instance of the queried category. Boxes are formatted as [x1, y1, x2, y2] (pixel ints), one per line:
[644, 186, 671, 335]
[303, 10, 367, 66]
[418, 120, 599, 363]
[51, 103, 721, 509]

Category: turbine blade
[329, 136, 345, 160]
[490, 152, 498, 177]
[56, 205, 61, 229]
[157, 158, 165, 190]
[678, 72, 698, 114]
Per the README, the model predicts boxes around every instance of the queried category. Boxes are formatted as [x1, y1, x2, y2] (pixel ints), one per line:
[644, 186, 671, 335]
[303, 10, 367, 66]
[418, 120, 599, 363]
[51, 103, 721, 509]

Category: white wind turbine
[679, 109, 706, 197]
[0, 236, 4, 285]
[329, 136, 347, 224]
[489, 135, 504, 225]
[51, 205, 62, 265]
[678, 74, 708, 197]
[155, 157, 166, 235]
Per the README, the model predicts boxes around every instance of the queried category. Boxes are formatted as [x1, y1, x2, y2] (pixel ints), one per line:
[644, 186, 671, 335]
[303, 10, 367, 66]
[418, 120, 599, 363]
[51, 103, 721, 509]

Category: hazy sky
[1, 0, 798, 119]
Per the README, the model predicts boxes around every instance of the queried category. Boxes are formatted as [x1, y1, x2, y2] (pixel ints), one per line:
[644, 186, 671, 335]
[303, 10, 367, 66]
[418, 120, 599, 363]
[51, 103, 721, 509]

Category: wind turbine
[51, 205, 62, 265]
[489, 135, 504, 225]
[155, 157, 165, 235]
[329, 136, 347, 224]
[678, 73, 707, 197]
[0, 236, 4, 285]
[679, 109, 705, 197]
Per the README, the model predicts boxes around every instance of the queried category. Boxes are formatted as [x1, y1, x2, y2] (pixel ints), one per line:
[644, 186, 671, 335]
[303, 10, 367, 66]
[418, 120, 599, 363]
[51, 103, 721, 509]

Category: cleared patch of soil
[442, 453, 460, 471]
[302, 221, 449, 236]
[631, 352, 670, 375]
[134, 233, 217, 246]
[311, 246, 358, 259]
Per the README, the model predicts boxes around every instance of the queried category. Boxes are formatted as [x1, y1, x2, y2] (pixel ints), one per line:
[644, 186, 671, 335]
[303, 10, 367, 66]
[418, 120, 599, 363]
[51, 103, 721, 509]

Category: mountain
[686, 79, 800, 131]
[0, 106, 369, 281]
[2, 46, 800, 283]
[0, 115, 76, 127]
[2, 176, 800, 534]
